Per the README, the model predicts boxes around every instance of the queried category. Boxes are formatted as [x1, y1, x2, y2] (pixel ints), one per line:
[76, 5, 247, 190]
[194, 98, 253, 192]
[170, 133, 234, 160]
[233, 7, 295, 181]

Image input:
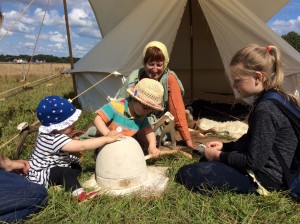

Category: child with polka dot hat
[26, 96, 121, 203]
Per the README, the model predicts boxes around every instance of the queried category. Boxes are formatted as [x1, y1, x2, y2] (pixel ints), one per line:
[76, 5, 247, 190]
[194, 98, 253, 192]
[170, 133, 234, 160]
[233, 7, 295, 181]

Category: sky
[0, 0, 299, 58]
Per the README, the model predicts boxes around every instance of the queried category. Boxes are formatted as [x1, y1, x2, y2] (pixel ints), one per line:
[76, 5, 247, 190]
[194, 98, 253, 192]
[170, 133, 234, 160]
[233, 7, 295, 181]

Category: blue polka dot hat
[36, 95, 81, 133]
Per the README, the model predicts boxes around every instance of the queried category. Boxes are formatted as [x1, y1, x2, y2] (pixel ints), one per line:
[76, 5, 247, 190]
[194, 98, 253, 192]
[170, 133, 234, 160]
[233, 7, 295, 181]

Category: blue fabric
[175, 161, 256, 194]
[260, 90, 300, 119]
[289, 174, 300, 201]
[0, 169, 48, 223]
[37, 95, 76, 126]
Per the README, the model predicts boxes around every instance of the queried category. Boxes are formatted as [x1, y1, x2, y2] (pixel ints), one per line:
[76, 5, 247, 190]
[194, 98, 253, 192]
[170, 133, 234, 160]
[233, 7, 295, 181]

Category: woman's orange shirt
[168, 74, 191, 143]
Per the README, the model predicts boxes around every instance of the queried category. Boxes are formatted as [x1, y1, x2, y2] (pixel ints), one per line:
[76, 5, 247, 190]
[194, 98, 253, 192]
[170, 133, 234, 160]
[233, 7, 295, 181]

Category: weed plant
[1, 73, 300, 224]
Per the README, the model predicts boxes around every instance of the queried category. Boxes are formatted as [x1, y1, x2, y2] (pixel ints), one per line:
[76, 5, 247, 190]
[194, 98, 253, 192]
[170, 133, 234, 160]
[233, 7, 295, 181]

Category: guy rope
[0, 71, 122, 150]
[0, 0, 51, 99]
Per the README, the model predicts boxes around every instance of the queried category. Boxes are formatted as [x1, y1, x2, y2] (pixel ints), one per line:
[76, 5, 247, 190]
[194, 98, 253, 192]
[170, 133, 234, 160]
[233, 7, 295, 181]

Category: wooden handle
[178, 150, 193, 159]
[145, 149, 192, 160]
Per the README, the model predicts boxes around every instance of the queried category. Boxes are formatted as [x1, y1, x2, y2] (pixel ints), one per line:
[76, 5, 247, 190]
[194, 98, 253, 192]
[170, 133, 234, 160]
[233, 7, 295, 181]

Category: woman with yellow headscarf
[118, 41, 194, 150]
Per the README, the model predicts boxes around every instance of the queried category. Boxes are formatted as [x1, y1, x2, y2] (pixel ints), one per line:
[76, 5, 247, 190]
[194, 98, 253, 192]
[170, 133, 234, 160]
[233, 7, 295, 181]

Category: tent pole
[63, 0, 78, 97]
[188, 0, 194, 102]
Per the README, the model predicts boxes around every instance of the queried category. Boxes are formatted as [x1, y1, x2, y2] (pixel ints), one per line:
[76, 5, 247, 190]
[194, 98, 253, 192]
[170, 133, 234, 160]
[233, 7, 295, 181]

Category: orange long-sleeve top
[167, 74, 191, 143]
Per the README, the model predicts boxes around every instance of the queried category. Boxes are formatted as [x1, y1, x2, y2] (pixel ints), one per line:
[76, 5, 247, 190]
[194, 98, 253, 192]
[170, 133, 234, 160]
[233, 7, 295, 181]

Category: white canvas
[71, 0, 300, 111]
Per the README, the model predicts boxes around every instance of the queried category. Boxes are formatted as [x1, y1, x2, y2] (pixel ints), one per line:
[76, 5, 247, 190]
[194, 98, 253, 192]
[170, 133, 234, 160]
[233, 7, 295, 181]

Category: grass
[1, 69, 300, 223]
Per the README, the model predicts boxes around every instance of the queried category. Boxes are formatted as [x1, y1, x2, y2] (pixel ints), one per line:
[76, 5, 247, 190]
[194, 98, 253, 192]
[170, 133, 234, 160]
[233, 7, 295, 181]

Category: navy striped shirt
[26, 133, 74, 187]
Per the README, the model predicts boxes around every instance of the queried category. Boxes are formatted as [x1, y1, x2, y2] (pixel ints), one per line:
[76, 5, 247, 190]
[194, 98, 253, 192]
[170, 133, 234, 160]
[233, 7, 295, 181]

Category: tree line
[0, 31, 299, 63]
[281, 31, 300, 53]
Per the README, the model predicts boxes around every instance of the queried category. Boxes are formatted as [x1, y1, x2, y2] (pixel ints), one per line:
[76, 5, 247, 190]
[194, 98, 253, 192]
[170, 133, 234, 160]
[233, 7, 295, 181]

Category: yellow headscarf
[142, 41, 170, 70]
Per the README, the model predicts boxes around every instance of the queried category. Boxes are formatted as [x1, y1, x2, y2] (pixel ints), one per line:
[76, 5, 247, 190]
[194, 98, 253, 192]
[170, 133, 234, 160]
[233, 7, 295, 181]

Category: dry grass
[0, 63, 71, 77]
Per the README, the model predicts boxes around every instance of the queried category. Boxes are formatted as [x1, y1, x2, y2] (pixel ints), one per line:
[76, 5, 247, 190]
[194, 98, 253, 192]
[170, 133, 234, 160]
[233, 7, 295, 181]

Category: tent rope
[1, 71, 120, 148]
[69, 71, 119, 103]
[0, 0, 51, 98]
[22, 0, 50, 83]
[0, 73, 63, 100]
[1, 73, 67, 101]
[0, 120, 40, 149]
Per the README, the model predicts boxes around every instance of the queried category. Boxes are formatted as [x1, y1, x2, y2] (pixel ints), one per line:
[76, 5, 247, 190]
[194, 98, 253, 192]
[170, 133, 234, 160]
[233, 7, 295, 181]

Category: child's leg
[0, 169, 48, 223]
[49, 166, 82, 192]
[175, 161, 257, 194]
[49, 166, 100, 204]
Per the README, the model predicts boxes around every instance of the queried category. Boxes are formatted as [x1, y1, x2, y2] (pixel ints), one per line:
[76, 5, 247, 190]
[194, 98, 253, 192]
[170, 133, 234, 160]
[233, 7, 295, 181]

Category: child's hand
[204, 147, 221, 161]
[4, 159, 30, 175]
[206, 141, 223, 151]
[148, 147, 161, 158]
[105, 133, 122, 143]
[106, 130, 120, 136]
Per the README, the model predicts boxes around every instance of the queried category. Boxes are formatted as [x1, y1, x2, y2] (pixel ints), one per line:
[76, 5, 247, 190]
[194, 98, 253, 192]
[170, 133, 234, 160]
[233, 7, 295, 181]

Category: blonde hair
[230, 44, 299, 106]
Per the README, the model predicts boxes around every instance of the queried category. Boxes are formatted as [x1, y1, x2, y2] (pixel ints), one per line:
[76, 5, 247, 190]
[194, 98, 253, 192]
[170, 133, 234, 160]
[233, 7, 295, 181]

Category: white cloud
[77, 26, 101, 39]
[69, 8, 92, 27]
[2, 10, 19, 21]
[13, 22, 34, 33]
[0, 0, 100, 57]
[0, 27, 13, 37]
[269, 16, 300, 35]
[73, 44, 86, 51]
[2, 10, 34, 33]
[24, 34, 36, 40]
[54, 43, 64, 50]
[33, 8, 64, 26]
[24, 42, 34, 47]
[48, 31, 66, 43]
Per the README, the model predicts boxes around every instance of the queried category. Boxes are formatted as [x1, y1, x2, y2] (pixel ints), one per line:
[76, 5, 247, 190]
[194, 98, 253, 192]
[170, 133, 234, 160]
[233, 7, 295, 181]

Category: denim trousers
[175, 161, 257, 194]
[0, 169, 48, 223]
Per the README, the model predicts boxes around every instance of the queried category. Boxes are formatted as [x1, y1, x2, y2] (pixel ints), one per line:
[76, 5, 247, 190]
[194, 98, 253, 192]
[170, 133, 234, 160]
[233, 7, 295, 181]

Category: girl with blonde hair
[176, 44, 300, 197]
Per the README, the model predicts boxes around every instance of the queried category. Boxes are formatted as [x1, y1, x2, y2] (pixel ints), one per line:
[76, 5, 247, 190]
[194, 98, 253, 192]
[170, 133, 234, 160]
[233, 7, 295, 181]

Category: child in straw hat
[94, 78, 164, 157]
[26, 96, 121, 203]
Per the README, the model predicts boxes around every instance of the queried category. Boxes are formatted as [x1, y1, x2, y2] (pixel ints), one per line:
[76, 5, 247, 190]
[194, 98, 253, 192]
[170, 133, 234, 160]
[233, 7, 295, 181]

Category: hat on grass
[83, 136, 169, 197]
[126, 78, 164, 111]
[36, 95, 81, 134]
[143, 41, 170, 70]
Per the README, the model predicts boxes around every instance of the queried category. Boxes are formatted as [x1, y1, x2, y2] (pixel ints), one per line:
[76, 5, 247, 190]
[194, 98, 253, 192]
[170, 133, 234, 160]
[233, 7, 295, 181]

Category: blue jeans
[0, 169, 48, 223]
[175, 161, 256, 194]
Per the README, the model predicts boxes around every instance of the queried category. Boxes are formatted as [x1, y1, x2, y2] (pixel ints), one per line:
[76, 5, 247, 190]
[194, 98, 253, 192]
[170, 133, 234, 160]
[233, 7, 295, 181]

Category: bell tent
[71, 0, 300, 112]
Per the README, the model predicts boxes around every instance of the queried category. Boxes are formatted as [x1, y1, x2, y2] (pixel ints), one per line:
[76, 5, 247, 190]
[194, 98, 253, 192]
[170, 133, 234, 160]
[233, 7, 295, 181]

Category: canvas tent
[71, 0, 300, 112]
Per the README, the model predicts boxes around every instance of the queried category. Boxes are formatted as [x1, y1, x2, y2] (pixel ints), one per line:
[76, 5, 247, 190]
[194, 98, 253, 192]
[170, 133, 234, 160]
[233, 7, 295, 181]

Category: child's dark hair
[230, 44, 299, 106]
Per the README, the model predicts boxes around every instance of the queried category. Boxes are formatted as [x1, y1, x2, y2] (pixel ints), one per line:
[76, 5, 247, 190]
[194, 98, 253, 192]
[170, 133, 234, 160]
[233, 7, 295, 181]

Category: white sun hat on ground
[83, 136, 169, 197]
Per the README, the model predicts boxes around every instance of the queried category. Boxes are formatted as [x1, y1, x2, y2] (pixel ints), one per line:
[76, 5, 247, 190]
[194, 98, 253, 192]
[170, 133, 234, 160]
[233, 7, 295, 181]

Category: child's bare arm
[61, 134, 121, 153]
[146, 131, 160, 157]
[94, 115, 110, 136]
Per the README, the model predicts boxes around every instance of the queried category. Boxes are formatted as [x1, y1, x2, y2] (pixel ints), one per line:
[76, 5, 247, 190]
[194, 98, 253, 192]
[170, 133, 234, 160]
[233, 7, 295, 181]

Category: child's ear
[254, 71, 264, 82]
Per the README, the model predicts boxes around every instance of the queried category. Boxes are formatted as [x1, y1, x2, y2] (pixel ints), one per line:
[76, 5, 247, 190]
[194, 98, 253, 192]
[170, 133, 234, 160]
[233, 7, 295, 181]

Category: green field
[1, 71, 300, 224]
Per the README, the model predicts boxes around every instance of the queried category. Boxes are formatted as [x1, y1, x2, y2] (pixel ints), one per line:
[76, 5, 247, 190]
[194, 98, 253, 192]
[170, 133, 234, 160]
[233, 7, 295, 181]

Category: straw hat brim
[83, 166, 169, 197]
[126, 88, 164, 111]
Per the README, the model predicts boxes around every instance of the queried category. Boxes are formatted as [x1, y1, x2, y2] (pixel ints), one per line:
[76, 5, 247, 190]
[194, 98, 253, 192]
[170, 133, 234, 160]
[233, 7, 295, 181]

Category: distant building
[13, 58, 28, 64]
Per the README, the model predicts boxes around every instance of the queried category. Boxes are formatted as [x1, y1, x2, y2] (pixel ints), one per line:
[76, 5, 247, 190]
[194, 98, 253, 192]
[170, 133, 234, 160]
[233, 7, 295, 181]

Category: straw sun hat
[83, 136, 169, 197]
[126, 78, 164, 111]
